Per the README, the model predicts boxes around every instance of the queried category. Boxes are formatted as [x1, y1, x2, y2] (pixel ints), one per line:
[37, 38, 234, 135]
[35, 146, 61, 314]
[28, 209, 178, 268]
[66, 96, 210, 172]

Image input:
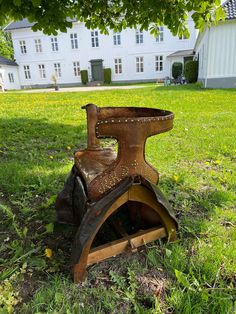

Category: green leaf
[45, 222, 54, 233]
[174, 269, 191, 290]
[13, 0, 21, 6]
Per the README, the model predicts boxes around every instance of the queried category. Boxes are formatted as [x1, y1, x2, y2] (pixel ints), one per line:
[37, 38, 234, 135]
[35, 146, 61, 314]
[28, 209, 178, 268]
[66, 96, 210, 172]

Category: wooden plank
[87, 226, 166, 265]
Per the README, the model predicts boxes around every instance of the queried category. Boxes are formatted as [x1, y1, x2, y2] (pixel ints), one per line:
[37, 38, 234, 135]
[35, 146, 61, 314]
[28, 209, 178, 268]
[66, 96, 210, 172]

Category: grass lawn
[0, 84, 236, 313]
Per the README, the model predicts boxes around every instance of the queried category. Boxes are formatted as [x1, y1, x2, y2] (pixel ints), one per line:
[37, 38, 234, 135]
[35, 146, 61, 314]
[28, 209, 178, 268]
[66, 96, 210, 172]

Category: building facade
[5, 18, 196, 89]
[0, 56, 20, 90]
[195, 0, 236, 88]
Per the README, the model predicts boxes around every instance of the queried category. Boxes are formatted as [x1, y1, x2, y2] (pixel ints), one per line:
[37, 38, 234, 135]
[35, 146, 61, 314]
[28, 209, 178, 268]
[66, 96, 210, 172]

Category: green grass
[0, 84, 236, 313]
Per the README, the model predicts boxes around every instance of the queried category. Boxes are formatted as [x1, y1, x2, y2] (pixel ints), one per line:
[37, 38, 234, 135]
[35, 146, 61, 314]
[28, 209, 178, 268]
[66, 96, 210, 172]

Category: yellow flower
[172, 175, 179, 182]
[204, 161, 210, 166]
[66, 146, 71, 150]
[49, 155, 54, 159]
[214, 160, 221, 165]
[45, 248, 53, 258]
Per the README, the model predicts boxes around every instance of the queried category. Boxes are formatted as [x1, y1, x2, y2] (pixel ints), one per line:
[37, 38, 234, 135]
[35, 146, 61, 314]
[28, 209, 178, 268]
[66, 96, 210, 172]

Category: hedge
[172, 62, 183, 79]
[81, 70, 88, 85]
[104, 68, 111, 84]
[184, 61, 198, 83]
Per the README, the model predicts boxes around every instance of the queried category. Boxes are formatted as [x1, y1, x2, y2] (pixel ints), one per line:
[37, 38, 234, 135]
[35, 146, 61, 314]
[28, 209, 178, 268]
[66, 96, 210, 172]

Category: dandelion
[214, 160, 221, 165]
[49, 155, 54, 159]
[172, 175, 179, 182]
[45, 248, 53, 258]
[67, 146, 71, 150]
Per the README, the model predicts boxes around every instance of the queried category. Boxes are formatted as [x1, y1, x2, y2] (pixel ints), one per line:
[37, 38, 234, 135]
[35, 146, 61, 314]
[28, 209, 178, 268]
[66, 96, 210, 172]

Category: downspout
[205, 27, 211, 88]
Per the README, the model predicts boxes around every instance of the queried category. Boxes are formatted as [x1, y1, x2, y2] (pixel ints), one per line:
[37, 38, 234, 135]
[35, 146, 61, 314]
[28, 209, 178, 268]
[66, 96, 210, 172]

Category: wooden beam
[87, 226, 166, 266]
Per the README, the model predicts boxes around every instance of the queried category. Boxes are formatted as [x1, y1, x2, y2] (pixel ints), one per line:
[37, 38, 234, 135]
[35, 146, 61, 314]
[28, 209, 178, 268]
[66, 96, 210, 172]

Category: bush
[184, 61, 198, 83]
[104, 68, 111, 84]
[80, 70, 88, 85]
[172, 62, 183, 79]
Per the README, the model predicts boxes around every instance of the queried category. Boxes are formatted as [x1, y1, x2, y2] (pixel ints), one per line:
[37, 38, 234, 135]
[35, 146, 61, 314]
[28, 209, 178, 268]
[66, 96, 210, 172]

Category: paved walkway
[19, 85, 150, 93]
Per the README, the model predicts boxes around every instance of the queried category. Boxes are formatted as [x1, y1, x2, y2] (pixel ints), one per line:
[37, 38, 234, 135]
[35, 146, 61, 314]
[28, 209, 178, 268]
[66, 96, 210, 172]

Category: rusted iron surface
[75, 104, 174, 201]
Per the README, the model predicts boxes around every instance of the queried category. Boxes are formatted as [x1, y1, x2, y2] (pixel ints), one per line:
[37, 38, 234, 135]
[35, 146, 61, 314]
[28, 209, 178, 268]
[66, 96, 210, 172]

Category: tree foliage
[0, 28, 14, 60]
[0, 0, 225, 36]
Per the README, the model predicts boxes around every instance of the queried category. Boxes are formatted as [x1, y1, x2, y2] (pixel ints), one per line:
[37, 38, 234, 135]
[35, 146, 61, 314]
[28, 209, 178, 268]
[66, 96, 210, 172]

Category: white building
[0, 55, 20, 90]
[195, 0, 236, 88]
[4, 18, 196, 89]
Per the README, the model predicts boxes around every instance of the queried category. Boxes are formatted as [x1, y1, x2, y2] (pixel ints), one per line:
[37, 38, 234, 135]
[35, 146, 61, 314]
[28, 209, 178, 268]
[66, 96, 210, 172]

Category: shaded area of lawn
[0, 85, 235, 313]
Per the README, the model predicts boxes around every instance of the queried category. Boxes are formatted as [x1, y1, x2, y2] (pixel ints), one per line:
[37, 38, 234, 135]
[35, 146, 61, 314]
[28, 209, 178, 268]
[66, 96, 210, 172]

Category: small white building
[0, 55, 20, 90]
[4, 18, 196, 89]
[195, 0, 236, 88]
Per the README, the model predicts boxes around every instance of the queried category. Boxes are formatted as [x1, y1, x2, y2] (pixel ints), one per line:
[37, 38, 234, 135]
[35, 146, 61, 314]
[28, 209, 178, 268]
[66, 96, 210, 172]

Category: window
[73, 61, 80, 76]
[8, 73, 14, 83]
[24, 65, 31, 79]
[70, 33, 78, 49]
[113, 32, 121, 45]
[54, 63, 61, 77]
[20, 40, 27, 54]
[35, 39, 42, 52]
[156, 27, 164, 42]
[136, 29, 143, 44]
[38, 64, 46, 78]
[114, 58, 122, 74]
[51, 37, 58, 51]
[136, 57, 144, 72]
[155, 55, 163, 71]
[91, 31, 99, 47]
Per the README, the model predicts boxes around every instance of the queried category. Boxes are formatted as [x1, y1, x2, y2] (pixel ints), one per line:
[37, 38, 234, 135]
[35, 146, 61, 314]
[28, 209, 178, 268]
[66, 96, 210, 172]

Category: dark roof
[0, 56, 18, 66]
[4, 17, 77, 31]
[4, 18, 35, 31]
[167, 49, 194, 58]
[222, 0, 236, 20]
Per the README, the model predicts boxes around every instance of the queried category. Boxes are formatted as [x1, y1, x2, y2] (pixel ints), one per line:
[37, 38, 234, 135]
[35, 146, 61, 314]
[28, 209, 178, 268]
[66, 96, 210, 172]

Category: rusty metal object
[75, 104, 174, 201]
[56, 103, 177, 282]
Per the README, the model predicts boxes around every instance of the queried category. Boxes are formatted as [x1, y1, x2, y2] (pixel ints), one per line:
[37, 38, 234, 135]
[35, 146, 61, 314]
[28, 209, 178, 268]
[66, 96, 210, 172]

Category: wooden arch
[73, 185, 177, 282]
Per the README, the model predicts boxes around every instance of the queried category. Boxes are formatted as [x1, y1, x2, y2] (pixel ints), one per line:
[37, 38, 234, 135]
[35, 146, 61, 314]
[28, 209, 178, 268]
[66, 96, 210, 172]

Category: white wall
[10, 20, 196, 87]
[207, 21, 236, 78]
[195, 20, 236, 82]
[0, 64, 20, 90]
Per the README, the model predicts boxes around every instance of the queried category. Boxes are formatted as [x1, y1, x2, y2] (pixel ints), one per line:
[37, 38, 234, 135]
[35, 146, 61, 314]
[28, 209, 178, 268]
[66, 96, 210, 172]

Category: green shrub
[104, 68, 112, 84]
[184, 61, 198, 83]
[80, 70, 88, 85]
[172, 62, 183, 79]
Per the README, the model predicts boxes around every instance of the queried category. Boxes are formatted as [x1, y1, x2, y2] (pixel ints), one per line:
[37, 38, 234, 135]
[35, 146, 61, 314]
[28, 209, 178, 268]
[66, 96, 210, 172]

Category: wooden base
[73, 185, 177, 282]
[87, 226, 166, 266]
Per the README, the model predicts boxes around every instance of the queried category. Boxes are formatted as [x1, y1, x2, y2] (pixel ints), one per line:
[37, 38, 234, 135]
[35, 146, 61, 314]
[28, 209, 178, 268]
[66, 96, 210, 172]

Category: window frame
[23, 65, 31, 79]
[91, 30, 99, 47]
[8, 73, 14, 83]
[113, 32, 121, 46]
[20, 40, 27, 54]
[135, 29, 143, 44]
[114, 58, 122, 74]
[136, 56, 144, 73]
[156, 27, 164, 43]
[51, 37, 59, 52]
[155, 55, 163, 72]
[34, 39, 42, 53]
[38, 64, 46, 79]
[54, 63, 61, 77]
[70, 33, 78, 49]
[73, 61, 80, 77]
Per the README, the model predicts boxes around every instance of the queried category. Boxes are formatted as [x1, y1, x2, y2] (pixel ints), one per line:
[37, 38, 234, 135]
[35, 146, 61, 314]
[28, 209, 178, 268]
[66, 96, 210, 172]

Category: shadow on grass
[0, 117, 87, 196]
